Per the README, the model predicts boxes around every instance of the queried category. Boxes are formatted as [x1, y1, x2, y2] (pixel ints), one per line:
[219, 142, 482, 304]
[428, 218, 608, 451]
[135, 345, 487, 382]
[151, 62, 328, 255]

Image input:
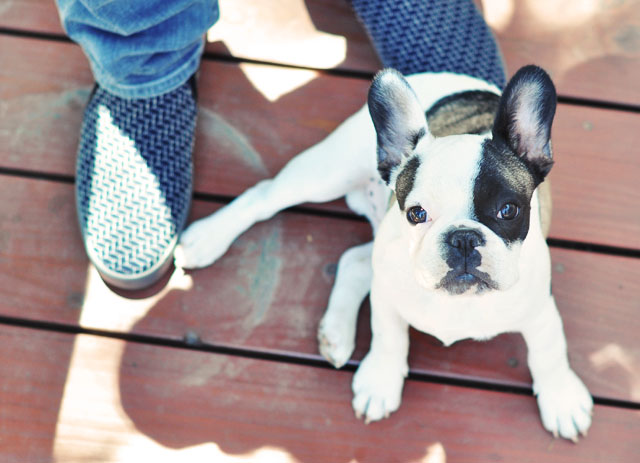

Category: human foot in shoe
[76, 78, 197, 290]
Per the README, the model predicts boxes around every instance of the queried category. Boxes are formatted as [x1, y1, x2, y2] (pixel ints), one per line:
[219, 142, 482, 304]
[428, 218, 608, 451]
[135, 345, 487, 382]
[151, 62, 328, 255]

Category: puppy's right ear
[368, 69, 430, 185]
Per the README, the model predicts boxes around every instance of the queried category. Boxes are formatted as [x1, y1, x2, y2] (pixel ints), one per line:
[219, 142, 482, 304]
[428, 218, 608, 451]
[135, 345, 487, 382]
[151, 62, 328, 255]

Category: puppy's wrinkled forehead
[397, 135, 486, 217]
[398, 135, 538, 245]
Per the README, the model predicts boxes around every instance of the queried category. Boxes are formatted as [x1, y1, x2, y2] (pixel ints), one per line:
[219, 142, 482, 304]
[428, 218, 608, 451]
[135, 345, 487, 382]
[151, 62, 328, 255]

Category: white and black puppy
[176, 65, 593, 442]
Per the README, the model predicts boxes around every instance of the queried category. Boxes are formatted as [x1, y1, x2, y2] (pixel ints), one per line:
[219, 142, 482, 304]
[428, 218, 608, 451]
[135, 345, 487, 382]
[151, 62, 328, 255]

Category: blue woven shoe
[76, 78, 197, 290]
[351, 0, 506, 89]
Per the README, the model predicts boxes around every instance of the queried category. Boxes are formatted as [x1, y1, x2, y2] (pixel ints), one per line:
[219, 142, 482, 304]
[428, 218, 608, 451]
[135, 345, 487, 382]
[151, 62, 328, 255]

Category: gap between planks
[0, 313, 639, 412]
[1, 169, 638, 260]
[0, 26, 638, 114]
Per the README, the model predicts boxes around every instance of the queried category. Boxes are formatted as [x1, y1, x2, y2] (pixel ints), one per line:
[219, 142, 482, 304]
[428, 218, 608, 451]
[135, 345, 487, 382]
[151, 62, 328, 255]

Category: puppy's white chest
[385, 279, 517, 346]
[371, 228, 531, 346]
[404, 295, 516, 346]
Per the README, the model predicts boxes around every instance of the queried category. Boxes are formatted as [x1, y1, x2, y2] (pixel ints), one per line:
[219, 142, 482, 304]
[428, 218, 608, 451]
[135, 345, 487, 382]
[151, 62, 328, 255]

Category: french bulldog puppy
[176, 65, 593, 442]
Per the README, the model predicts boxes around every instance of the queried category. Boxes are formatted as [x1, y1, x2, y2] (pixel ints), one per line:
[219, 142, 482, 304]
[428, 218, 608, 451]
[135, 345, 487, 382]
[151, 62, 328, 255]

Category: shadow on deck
[0, 0, 638, 461]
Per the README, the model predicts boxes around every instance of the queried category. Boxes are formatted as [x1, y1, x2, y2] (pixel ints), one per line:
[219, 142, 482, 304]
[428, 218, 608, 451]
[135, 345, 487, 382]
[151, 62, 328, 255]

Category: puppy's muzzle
[438, 228, 495, 295]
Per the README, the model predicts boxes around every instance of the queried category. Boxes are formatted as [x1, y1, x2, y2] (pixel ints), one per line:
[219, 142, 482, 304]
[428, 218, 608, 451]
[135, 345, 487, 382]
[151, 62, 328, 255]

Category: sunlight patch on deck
[53, 264, 298, 462]
[423, 442, 447, 463]
[590, 343, 640, 401]
[239, 63, 319, 102]
[76, 265, 192, 331]
[52, 331, 296, 462]
[206, 0, 346, 101]
[480, 0, 514, 32]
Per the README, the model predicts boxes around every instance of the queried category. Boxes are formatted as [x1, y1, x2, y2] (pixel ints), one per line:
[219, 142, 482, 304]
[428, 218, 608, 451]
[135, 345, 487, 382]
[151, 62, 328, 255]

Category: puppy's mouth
[436, 269, 498, 295]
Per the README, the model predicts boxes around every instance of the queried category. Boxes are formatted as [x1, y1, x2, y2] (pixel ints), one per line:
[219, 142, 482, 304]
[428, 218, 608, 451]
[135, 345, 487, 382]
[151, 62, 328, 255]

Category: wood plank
[2, 324, 638, 462]
[0, 0, 381, 73]
[2, 0, 639, 105]
[0, 35, 94, 180]
[206, 0, 640, 105]
[1, 176, 639, 404]
[2, 35, 639, 248]
[0, 0, 64, 35]
[0, 34, 368, 191]
[190, 59, 369, 202]
[204, 0, 381, 73]
[480, 0, 640, 105]
[548, 105, 640, 248]
[0, 325, 73, 461]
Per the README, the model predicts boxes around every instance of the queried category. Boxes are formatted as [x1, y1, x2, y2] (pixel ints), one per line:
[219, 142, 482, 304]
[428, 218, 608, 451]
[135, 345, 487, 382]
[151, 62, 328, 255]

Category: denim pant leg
[56, 0, 219, 98]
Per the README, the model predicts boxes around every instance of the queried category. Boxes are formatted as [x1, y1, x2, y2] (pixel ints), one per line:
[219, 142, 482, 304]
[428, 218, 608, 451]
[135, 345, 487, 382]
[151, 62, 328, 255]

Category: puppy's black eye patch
[475, 139, 535, 245]
[407, 206, 428, 224]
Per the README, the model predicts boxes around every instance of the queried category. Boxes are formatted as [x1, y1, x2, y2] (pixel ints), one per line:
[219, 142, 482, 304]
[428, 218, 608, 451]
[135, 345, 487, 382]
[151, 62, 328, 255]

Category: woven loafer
[351, 0, 506, 88]
[76, 79, 197, 290]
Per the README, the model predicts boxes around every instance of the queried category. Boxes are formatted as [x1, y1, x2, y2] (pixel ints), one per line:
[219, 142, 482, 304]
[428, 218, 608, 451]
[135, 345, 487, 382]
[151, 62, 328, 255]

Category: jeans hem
[92, 40, 204, 99]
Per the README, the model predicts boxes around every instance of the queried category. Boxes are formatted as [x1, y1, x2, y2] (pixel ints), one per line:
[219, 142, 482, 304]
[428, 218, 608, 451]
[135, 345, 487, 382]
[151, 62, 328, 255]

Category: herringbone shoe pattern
[76, 80, 196, 289]
[352, 0, 506, 89]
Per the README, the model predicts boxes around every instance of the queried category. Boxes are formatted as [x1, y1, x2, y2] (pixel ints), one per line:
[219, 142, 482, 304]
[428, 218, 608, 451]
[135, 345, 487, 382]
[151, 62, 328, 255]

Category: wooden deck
[1, 0, 639, 461]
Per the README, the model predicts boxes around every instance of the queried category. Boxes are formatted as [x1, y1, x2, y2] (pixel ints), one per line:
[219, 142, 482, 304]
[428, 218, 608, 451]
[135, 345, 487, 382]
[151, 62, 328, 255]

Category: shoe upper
[76, 80, 196, 288]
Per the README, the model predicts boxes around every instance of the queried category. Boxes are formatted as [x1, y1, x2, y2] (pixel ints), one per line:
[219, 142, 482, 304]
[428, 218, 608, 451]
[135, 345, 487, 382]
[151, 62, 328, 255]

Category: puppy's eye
[497, 203, 519, 220]
[406, 206, 428, 224]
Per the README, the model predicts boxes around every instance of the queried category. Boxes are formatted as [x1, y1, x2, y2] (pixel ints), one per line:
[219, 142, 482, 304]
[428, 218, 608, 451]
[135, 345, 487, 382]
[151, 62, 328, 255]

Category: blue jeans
[56, 0, 219, 98]
[56, 0, 504, 98]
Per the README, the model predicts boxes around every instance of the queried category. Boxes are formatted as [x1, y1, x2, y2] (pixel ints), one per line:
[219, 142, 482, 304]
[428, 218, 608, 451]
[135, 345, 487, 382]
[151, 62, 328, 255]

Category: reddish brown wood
[0, 0, 64, 35]
[204, 0, 381, 73]
[549, 105, 640, 248]
[1, 324, 638, 463]
[1, 0, 639, 105]
[0, 325, 75, 460]
[481, 0, 640, 105]
[1, 36, 638, 248]
[0, 35, 368, 194]
[0, 0, 381, 73]
[1, 176, 638, 404]
[1, 3, 639, 460]
[191, 58, 369, 199]
[0, 36, 93, 179]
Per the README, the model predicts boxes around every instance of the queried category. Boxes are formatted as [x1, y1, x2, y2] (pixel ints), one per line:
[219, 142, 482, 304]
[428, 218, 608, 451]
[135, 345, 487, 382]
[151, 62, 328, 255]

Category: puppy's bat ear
[368, 69, 430, 185]
[493, 65, 557, 182]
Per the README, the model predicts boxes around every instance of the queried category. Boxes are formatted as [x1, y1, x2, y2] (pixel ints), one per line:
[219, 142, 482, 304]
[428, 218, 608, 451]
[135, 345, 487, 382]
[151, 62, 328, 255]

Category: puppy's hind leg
[318, 241, 373, 368]
[177, 106, 376, 269]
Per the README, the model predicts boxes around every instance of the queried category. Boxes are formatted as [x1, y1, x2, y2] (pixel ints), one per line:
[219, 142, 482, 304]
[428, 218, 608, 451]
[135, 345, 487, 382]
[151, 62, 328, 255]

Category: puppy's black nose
[446, 229, 485, 257]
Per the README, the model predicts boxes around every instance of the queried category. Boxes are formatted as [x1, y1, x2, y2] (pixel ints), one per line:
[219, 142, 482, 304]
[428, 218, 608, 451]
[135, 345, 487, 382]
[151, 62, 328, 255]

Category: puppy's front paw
[175, 214, 236, 269]
[535, 369, 593, 442]
[352, 353, 407, 424]
[317, 318, 355, 369]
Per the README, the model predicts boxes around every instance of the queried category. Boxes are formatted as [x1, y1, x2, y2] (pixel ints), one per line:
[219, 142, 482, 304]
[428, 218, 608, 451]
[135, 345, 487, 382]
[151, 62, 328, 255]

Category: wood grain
[549, 105, 640, 248]
[1, 176, 638, 404]
[0, 0, 64, 35]
[1, 2, 639, 461]
[2, 0, 638, 105]
[480, 0, 640, 105]
[1, 35, 638, 249]
[1, 324, 638, 463]
[204, 0, 381, 73]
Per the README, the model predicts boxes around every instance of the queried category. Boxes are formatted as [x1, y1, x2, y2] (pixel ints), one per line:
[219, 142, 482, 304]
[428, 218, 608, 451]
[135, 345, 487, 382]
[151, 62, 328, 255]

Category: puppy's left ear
[493, 65, 557, 182]
[368, 69, 430, 185]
